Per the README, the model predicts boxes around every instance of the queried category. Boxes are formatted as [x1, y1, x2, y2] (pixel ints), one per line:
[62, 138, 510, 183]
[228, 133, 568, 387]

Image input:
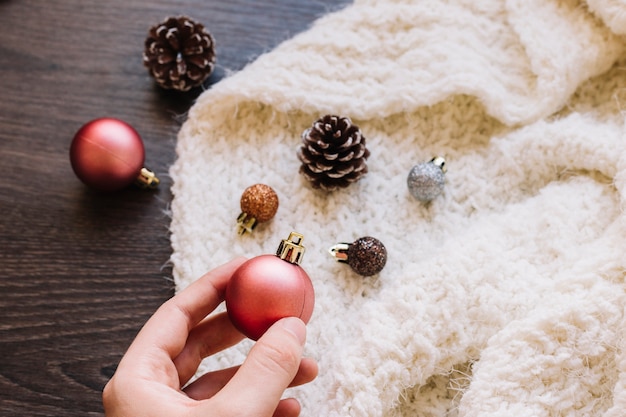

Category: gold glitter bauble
[240, 184, 279, 222]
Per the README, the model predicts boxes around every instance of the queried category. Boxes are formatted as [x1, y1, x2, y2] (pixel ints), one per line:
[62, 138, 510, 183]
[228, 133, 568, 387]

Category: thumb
[213, 317, 307, 416]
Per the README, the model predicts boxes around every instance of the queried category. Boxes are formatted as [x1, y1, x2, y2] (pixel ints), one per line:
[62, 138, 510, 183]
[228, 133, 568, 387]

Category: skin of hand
[102, 257, 319, 417]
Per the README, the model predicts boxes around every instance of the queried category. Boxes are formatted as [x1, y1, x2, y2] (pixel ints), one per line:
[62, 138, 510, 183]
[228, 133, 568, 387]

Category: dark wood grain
[0, 1, 349, 415]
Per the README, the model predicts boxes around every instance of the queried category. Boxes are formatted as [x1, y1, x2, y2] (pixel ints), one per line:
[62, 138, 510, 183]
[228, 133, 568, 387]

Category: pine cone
[298, 115, 370, 191]
[143, 16, 216, 91]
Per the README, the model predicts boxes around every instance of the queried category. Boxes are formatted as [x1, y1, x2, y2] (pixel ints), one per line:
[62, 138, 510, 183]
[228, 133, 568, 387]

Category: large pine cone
[143, 16, 216, 91]
[298, 115, 370, 191]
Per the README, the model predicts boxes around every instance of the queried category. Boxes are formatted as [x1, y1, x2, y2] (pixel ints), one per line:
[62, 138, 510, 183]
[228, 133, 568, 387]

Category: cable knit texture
[169, 0, 626, 415]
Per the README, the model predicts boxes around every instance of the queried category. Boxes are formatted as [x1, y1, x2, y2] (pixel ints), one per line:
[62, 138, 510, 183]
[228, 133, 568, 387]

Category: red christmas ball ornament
[225, 232, 315, 341]
[69, 117, 159, 192]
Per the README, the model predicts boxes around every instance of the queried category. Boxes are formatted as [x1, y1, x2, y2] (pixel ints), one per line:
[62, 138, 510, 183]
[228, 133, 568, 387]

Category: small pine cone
[143, 16, 216, 91]
[298, 115, 370, 191]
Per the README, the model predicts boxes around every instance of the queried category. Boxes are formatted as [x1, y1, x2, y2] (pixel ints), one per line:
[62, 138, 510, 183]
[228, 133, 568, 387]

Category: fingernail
[282, 317, 306, 345]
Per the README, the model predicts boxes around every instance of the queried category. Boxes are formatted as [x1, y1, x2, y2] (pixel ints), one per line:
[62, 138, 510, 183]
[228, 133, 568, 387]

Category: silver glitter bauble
[407, 157, 446, 202]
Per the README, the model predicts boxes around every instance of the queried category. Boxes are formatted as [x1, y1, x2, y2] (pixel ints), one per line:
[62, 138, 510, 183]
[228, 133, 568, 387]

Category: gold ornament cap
[430, 156, 447, 173]
[276, 232, 306, 265]
[134, 167, 160, 189]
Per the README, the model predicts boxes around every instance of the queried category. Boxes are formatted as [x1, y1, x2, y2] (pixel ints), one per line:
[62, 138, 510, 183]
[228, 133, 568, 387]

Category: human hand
[103, 257, 318, 417]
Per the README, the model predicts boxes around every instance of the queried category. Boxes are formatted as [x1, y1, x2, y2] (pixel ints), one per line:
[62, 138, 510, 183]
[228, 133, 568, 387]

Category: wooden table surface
[0, 1, 348, 415]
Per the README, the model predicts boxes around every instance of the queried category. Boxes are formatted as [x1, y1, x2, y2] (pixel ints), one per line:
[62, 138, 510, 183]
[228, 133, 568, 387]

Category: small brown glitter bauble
[240, 184, 279, 222]
[346, 236, 387, 276]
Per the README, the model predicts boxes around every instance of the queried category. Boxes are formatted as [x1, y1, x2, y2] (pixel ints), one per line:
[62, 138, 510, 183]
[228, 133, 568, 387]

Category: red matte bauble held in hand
[70, 117, 159, 192]
[225, 232, 315, 341]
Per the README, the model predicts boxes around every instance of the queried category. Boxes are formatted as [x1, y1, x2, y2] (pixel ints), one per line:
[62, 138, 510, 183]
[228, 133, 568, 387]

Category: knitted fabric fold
[170, 0, 626, 415]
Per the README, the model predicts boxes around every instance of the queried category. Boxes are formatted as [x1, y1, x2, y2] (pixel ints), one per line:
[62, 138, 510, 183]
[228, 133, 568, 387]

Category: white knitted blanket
[169, 1, 626, 415]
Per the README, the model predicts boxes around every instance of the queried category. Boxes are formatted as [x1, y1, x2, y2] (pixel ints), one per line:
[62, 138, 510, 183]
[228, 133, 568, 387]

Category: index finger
[126, 257, 247, 361]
